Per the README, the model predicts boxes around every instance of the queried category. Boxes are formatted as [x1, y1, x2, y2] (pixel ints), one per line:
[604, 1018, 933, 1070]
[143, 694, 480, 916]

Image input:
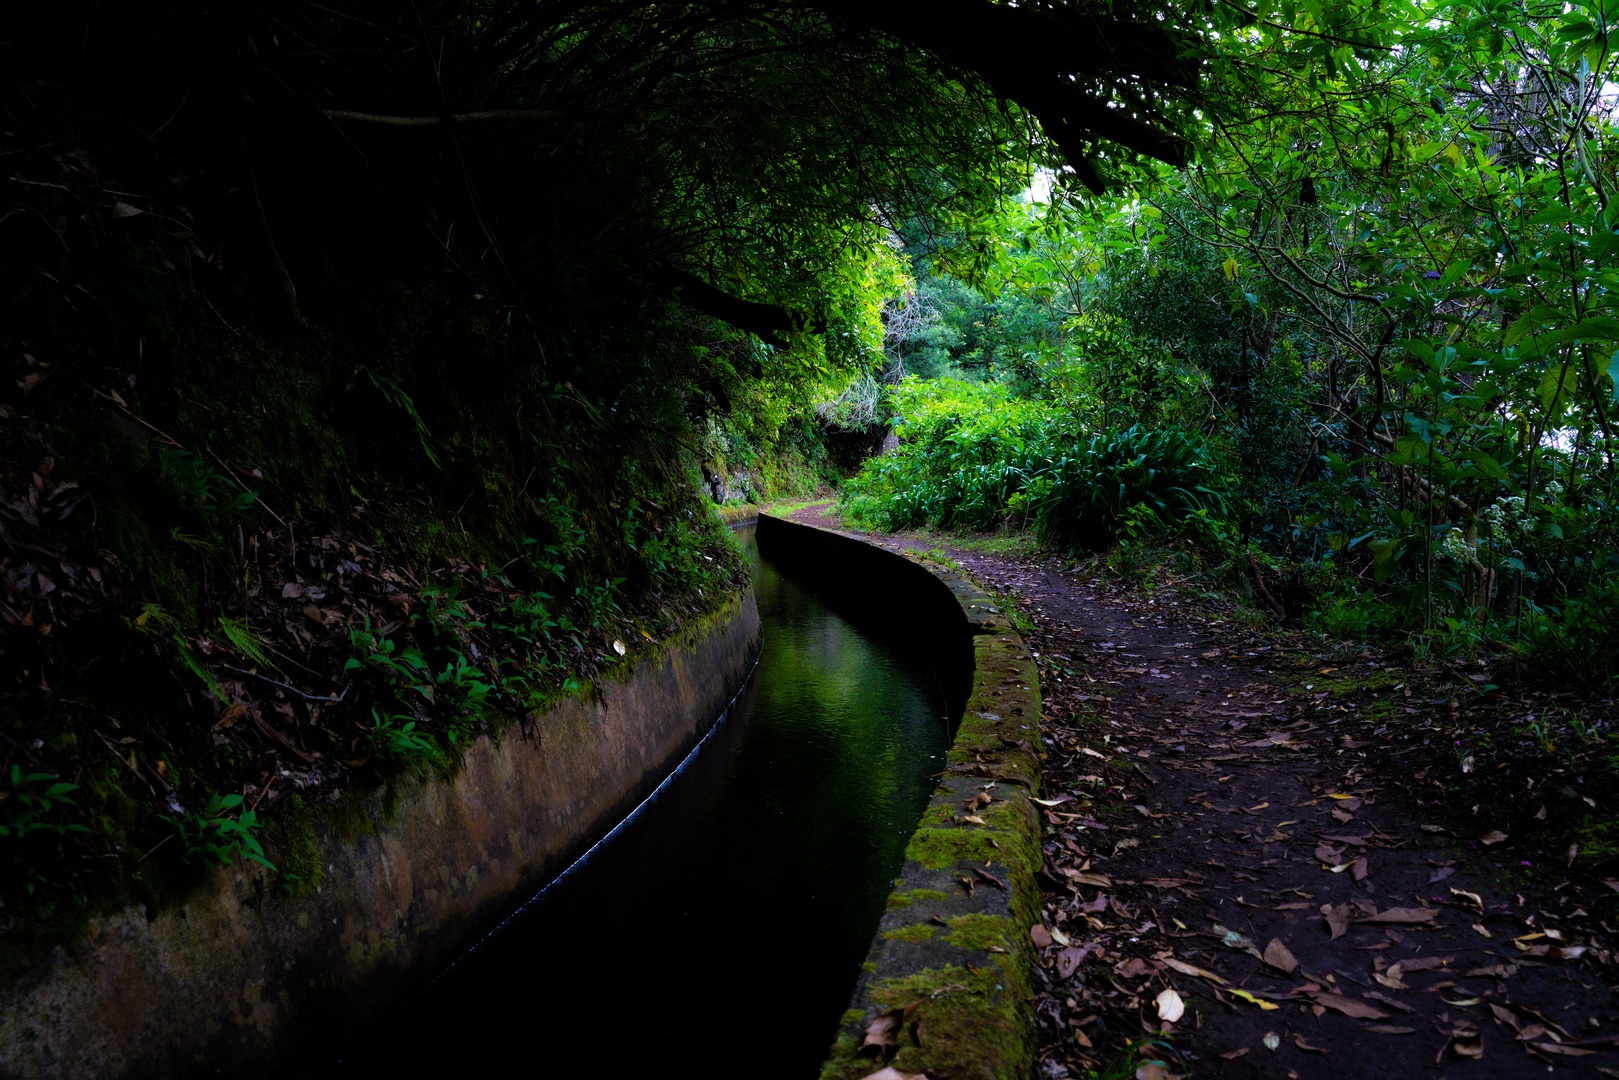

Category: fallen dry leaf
[1310, 991, 1390, 1020]
[859, 1069, 929, 1080]
[1476, 829, 1508, 845]
[1159, 956, 1229, 985]
[1229, 989, 1280, 1011]
[860, 1003, 923, 1058]
[1263, 938, 1298, 974]
[1452, 1032, 1485, 1059]
[1323, 904, 1353, 940]
[1114, 957, 1151, 979]
[1263, 1032, 1281, 1052]
[1530, 1043, 1598, 1057]
[1156, 988, 1185, 1023]
[1055, 947, 1089, 980]
[1366, 991, 1418, 1014]
[1134, 1065, 1181, 1080]
[1031, 925, 1053, 948]
[1366, 1025, 1417, 1035]
[1358, 907, 1439, 925]
[1293, 1034, 1328, 1053]
[1219, 1047, 1250, 1060]
[1394, 956, 1448, 974]
[1215, 924, 1263, 960]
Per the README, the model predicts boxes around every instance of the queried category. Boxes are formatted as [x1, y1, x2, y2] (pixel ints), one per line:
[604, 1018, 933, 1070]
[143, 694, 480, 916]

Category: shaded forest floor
[781, 501, 1619, 1080]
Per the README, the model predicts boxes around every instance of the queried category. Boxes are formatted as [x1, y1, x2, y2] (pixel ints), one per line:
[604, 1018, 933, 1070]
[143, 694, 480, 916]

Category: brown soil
[780, 502, 1619, 1080]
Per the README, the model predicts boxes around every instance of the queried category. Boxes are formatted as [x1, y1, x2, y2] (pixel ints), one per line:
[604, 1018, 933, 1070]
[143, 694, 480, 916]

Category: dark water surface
[334, 523, 954, 1076]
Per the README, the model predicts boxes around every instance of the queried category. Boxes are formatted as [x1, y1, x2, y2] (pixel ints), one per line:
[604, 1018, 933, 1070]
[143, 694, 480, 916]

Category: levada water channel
[328, 519, 967, 1076]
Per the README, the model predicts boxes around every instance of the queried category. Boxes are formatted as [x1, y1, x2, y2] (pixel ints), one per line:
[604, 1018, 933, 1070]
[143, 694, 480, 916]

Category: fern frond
[173, 634, 225, 698]
[217, 616, 279, 672]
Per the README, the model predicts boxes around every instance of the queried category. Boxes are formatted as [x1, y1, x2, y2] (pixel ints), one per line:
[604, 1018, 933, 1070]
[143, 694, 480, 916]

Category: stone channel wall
[754, 514, 1044, 1080]
[0, 588, 761, 1079]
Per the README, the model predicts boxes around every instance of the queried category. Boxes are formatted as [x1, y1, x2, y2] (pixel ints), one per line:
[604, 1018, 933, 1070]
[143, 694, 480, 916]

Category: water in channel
[334, 522, 956, 1076]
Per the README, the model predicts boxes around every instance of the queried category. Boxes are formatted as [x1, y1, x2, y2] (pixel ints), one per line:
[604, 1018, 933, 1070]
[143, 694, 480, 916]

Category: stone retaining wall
[0, 588, 760, 1079]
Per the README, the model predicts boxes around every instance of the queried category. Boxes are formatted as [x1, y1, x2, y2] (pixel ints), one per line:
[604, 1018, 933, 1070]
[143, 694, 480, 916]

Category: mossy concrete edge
[0, 589, 761, 1080]
[769, 519, 1042, 1080]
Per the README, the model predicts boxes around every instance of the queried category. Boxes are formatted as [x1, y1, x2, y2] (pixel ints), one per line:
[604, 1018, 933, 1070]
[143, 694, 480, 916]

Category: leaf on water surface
[1310, 992, 1389, 1020]
[1156, 988, 1185, 1023]
[1262, 938, 1298, 974]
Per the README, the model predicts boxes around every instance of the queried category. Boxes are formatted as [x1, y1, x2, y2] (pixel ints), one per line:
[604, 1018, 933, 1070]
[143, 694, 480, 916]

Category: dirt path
[779, 502, 1619, 1080]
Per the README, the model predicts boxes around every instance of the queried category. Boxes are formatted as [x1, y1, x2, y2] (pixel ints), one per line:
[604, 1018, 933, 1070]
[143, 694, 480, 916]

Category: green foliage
[366, 710, 436, 766]
[217, 616, 278, 672]
[167, 792, 274, 872]
[154, 448, 257, 526]
[843, 378, 1224, 550]
[0, 766, 91, 895]
[1022, 427, 1227, 552]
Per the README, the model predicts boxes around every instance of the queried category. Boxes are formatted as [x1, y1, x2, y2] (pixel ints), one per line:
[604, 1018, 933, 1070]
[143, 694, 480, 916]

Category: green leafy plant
[0, 767, 92, 895]
[155, 447, 257, 525]
[367, 709, 436, 763]
[167, 792, 274, 871]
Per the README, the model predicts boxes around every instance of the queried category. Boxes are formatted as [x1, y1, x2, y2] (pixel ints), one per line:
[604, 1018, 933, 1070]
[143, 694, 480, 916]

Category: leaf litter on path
[806, 516, 1619, 1080]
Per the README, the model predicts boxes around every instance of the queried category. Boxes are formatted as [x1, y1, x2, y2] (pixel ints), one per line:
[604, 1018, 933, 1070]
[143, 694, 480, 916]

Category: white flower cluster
[1439, 527, 1477, 563]
[1479, 483, 1561, 540]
